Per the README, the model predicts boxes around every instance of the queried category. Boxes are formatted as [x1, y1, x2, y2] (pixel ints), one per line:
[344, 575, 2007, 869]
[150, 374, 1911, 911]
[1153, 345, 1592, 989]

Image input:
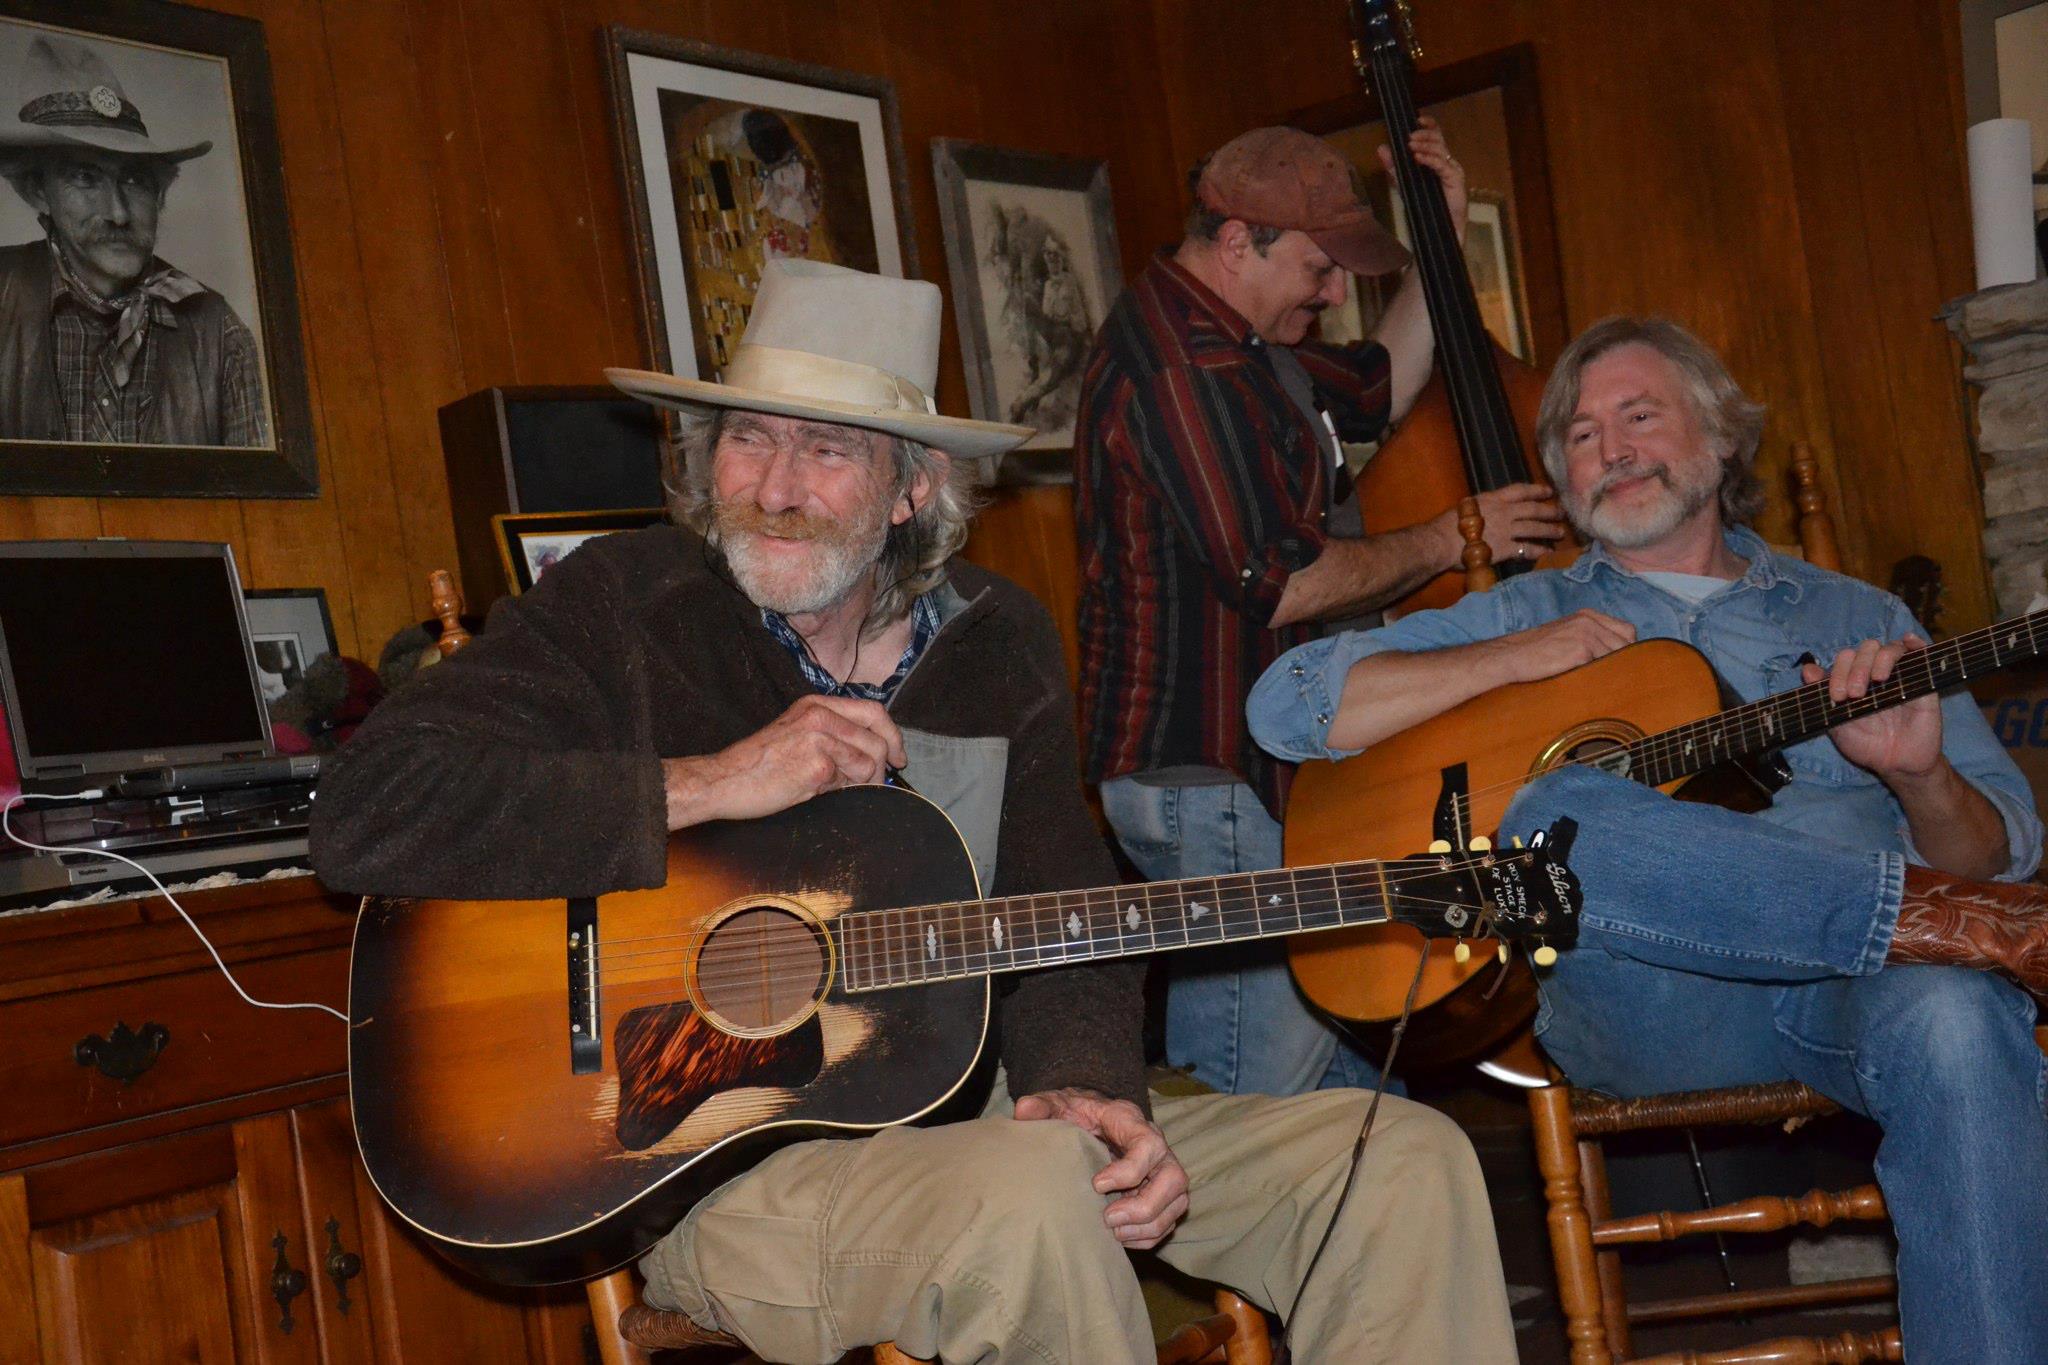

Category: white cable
[4, 792, 347, 1023]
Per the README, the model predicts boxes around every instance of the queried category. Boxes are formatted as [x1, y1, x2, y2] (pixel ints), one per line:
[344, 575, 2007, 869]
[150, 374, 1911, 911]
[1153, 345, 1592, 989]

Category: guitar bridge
[567, 897, 600, 1074]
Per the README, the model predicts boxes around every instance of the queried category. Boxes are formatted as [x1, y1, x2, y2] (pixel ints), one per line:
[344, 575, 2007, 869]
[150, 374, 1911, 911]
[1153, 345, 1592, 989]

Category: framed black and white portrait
[0, 0, 315, 498]
[243, 587, 335, 703]
[932, 140, 1121, 452]
[604, 29, 917, 384]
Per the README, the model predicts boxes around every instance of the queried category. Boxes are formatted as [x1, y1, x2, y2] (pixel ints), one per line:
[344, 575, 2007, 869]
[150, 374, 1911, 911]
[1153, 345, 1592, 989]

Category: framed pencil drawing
[931, 139, 1121, 451]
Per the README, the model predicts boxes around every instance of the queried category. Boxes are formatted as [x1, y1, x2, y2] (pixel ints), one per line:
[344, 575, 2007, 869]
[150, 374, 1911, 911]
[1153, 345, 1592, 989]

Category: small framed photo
[492, 509, 667, 596]
[931, 139, 1122, 451]
[603, 28, 917, 382]
[242, 587, 335, 702]
[0, 0, 317, 497]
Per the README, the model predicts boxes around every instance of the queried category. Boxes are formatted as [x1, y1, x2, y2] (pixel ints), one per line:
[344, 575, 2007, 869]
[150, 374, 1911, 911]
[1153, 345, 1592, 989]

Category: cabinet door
[4, 1116, 322, 1365]
[299, 1100, 592, 1363]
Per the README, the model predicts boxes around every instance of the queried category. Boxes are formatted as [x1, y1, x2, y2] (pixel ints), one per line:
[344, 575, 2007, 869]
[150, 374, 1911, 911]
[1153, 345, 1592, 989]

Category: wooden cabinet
[0, 876, 593, 1364]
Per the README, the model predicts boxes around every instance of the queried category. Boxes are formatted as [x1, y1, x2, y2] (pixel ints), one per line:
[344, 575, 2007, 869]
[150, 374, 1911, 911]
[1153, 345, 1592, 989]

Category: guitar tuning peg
[1533, 945, 1559, 968]
[1428, 839, 1452, 854]
[1497, 943, 1509, 964]
[1509, 835, 1525, 848]
[1453, 941, 1471, 964]
[1468, 835, 1491, 852]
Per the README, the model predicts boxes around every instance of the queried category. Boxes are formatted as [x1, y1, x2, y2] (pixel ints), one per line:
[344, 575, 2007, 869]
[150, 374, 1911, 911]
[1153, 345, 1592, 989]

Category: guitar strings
[583, 861, 1539, 1000]
[1437, 614, 2046, 838]
[591, 863, 1514, 973]
[586, 882, 1516, 1012]
[588, 852, 1510, 966]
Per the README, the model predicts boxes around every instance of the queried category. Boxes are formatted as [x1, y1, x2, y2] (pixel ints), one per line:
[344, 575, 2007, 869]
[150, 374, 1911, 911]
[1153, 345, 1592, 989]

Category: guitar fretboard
[836, 860, 1404, 994]
[1600, 608, 2048, 789]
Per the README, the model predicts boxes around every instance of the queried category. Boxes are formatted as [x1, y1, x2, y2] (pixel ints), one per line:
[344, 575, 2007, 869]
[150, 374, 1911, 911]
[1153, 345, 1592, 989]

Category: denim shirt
[1246, 527, 2043, 880]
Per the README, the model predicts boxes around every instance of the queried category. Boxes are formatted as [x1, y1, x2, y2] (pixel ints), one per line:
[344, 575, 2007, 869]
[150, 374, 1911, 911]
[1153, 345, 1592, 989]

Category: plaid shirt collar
[47, 237, 205, 388]
[760, 590, 940, 705]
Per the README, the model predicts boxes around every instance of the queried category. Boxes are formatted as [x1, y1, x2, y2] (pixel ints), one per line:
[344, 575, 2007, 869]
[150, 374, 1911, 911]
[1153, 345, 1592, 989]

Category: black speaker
[438, 386, 667, 609]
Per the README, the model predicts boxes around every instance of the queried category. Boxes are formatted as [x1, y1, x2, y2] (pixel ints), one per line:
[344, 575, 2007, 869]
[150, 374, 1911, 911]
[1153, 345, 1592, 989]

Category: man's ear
[1212, 219, 1258, 276]
[895, 448, 950, 525]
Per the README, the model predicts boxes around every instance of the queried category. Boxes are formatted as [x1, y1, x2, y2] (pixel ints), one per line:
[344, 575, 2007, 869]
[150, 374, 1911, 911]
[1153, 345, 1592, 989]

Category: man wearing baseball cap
[1074, 122, 1563, 1097]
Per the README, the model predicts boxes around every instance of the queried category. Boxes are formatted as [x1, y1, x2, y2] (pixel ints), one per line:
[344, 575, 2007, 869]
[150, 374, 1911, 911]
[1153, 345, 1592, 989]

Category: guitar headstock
[1350, 0, 1421, 81]
[1387, 818, 1582, 956]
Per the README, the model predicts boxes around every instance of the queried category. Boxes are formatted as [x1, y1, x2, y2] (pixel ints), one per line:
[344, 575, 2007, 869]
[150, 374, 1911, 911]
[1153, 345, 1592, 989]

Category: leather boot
[1888, 866, 2048, 996]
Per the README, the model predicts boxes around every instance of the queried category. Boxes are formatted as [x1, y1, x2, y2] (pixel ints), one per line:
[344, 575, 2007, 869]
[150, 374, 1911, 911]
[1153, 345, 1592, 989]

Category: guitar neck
[1615, 610, 2048, 789]
[837, 859, 1403, 994]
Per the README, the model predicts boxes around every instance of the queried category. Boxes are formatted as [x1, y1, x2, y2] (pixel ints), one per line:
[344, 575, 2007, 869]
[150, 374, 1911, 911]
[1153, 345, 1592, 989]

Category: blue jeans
[1100, 776, 1379, 1096]
[1505, 766, 2048, 1361]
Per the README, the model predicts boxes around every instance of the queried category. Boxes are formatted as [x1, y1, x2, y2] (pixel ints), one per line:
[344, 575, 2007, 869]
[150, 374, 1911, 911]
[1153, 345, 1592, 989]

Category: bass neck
[1351, 0, 1530, 494]
[1594, 611, 2048, 790]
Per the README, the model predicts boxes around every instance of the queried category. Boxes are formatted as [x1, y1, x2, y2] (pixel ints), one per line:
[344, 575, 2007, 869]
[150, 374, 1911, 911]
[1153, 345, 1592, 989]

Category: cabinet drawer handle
[73, 1021, 170, 1083]
[269, 1231, 308, 1334]
[324, 1216, 362, 1313]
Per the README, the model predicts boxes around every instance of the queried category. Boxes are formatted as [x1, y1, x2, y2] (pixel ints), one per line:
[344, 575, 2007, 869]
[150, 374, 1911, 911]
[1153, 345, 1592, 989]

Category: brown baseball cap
[1196, 126, 1410, 277]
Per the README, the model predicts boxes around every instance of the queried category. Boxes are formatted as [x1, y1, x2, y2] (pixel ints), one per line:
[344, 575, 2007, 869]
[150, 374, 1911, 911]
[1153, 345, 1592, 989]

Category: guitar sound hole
[697, 907, 828, 1032]
[1561, 737, 1622, 764]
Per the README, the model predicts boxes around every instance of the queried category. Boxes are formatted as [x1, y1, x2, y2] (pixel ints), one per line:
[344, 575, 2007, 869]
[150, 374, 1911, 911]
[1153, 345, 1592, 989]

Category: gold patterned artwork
[658, 94, 881, 381]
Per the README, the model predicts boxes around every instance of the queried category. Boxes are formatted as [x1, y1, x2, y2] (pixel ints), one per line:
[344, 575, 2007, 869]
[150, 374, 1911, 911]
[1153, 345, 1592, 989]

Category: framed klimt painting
[0, 0, 316, 497]
[603, 29, 917, 383]
[932, 139, 1121, 452]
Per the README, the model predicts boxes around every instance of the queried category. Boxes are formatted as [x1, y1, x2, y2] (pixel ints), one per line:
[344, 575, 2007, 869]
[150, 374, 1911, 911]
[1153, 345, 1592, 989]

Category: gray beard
[1565, 462, 1721, 551]
[715, 517, 889, 617]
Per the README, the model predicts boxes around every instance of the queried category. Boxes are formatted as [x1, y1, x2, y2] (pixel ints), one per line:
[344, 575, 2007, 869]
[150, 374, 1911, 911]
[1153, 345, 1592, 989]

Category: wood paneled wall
[0, 0, 1991, 658]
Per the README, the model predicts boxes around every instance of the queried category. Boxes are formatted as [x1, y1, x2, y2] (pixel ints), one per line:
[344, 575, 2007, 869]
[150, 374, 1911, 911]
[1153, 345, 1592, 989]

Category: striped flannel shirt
[1072, 253, 1391, 818]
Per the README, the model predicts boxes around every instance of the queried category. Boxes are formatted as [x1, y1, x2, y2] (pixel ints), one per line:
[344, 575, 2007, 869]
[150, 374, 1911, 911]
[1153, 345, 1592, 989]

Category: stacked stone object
[1945, 277, 2048, 616]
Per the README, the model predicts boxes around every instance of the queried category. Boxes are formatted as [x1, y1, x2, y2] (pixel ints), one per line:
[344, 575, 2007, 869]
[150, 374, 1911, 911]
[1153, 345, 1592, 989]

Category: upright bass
[1286, 0, 1561, 1065]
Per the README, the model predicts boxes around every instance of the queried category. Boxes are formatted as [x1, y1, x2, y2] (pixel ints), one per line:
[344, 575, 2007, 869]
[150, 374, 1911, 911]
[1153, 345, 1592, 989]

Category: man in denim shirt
[1248, 317, 2048, 1360]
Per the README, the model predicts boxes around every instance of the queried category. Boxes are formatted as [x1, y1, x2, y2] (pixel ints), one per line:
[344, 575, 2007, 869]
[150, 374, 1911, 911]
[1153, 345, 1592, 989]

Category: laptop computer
[0, 540, 317, 901]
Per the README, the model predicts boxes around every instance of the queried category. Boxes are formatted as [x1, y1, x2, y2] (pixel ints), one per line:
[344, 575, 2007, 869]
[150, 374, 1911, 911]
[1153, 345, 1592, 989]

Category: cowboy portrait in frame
[0, 0, 315, 498]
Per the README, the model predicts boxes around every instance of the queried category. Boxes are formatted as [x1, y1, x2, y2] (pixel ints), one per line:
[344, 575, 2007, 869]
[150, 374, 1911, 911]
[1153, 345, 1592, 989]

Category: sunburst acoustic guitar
[347, 783, 1581, 1286]
[1284, 608, 2048, 1068]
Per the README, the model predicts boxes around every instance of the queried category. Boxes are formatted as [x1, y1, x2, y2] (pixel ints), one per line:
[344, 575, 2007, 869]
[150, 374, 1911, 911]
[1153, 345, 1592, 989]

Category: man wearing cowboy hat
[312, 259, 1517, 1363]
[0, 35, 265, 446]
[1075, 122, 1565, 1098]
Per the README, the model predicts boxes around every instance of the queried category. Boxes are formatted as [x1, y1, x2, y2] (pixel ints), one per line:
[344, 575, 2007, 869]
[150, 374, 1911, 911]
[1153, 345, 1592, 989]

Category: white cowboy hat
[0, 35, 211, 165]
[607, 260, 1033, 460]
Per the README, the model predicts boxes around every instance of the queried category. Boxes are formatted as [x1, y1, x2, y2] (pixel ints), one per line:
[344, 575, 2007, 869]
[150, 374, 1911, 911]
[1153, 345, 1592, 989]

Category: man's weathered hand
[1802, 635, 1944, 783]
[663, 695, 907, 829]
[1488, 608, 1636, 685]
[1014, 1088, 1189, 1249]
[1457, 482, 1564, 567]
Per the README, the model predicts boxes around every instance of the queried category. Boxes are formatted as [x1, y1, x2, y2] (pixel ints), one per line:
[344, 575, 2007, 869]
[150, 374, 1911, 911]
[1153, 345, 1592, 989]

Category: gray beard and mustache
[1563, 455, 1723, 550]
[712, 498, 891, 616]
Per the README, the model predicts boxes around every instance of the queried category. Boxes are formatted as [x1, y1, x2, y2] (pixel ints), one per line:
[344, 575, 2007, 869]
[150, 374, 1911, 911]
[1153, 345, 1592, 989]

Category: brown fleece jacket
[310, 524, 1148, 1110]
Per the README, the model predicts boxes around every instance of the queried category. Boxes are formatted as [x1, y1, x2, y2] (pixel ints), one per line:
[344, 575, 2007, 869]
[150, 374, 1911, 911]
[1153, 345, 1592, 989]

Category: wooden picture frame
[931, 139, 1121, 453]
[492, 508, 667, 596]
[1289, 43, 1566, 366]
[603, 28, 918, 382]
[0, 0, 316, 498]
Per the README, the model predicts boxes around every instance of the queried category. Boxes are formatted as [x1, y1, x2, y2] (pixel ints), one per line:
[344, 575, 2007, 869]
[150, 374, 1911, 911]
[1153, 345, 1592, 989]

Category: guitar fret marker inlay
[1126, 905, 1140, 930]
[1190, 902, 1210, 920]
[1067, 911, 1084, 940]
[925, 925, 937, 960]
[991, 917, 1003, 950]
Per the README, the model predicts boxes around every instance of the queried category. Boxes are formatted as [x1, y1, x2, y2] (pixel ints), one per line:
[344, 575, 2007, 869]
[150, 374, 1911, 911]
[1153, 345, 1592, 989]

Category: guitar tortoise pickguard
[613, 1002, 824, 1150]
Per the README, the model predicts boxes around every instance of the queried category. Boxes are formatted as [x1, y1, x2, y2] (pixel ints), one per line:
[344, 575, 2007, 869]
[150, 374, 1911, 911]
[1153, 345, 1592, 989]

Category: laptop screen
[0, 541, 273, 783]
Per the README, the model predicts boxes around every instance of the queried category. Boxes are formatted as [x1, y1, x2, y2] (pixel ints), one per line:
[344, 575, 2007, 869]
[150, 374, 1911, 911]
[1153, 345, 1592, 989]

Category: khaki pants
[639, 1078, 1515, 1364]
